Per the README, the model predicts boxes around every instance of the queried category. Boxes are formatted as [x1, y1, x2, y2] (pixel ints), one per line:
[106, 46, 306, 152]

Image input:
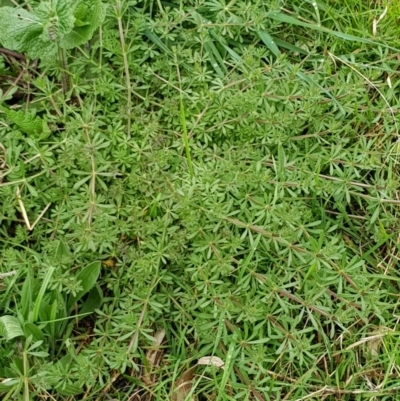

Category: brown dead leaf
[142, 329, 166, 386]
[372, 7, 387, 36]
[171, 356, 225, 401]
[197, 356, 225, 369]
[171, 365, 197, 401]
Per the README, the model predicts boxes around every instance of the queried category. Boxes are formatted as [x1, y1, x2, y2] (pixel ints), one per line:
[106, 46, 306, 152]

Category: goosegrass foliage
[1, 0, 400, 400]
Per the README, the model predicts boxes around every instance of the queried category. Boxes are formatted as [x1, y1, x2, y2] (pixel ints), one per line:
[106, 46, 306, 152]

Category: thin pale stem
[58, 47, 70, 95]
[115, 2, 132, 134]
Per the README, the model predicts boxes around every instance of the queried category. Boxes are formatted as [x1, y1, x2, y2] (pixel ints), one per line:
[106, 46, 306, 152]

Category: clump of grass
[1, 1, 400, 400]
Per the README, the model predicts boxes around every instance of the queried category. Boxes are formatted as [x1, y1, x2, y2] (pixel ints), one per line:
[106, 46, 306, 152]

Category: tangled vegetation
[1, 0, 400, 400]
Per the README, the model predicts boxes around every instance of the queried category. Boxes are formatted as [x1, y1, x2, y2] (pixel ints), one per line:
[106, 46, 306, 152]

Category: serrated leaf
[67, 261, 101, 311]
[61, 0, 107, 49]
[0, 6, 42, 52]
[0, 106, 46, 135]
[0, 5, 57, 60]
[0, 316, 24, 340]
[0, 0, 102, 59]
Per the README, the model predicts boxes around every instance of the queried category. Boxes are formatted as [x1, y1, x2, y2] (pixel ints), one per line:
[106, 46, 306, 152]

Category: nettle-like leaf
[0, 0, 105, 59]
[35, 0, 76, 41]
[0, 106, 49, 136]
[61, 0, 107, 49]
[0, 7, 43, 53]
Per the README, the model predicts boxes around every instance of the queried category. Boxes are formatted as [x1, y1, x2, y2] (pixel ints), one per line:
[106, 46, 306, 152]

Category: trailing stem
[115, 1, 132, 134]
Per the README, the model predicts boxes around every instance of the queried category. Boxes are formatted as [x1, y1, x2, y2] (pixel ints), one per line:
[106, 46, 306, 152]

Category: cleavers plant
[1, 0, 400, 400]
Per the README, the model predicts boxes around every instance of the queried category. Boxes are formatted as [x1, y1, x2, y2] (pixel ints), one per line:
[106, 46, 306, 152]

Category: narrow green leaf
[204, 41, 225, 77]
[268, 11, 400, 51]
[20, 269, 33, 319]
[273, 37, 308, 54]
[73, 175, 91, 190]
[0, 378, 19, 392]
[257, 30, 280, 57]
[296, 71, 345, 114]
[143, 29, 171, 54]
[209, 30, 245, 65]
[32, 266, 55, 323]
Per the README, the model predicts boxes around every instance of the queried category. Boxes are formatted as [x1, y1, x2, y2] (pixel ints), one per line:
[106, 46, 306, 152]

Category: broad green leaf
[0, 106, 47, 135]
[0, 5, 58, 59]
[79, 285, 103, 315]
[35, 0, 76, 37]
[24, 322, 45, 341]
[61, 0, 107, 49]
[0, 7, 42, 52]
[67, 261, 101, 311]
[0, 316, 24, 340]
[54, 240, 71, 264]
[38, 301, 51, 323]
[25, 0, 75, 58]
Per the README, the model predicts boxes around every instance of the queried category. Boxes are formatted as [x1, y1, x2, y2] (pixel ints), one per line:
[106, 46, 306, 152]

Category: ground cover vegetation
[1, 0, 400, 400]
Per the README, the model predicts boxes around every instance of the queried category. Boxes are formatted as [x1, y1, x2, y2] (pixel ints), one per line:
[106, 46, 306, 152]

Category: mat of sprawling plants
[1, 1, 400, 400]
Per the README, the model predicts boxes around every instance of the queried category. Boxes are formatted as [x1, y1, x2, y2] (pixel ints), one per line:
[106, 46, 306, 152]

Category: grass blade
[268, 11, 400, 51]
[257, 30, 280, 57]
[31, 266, 55, 323]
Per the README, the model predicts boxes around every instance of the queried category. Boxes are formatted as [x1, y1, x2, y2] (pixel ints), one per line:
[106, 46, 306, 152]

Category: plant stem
[180, 97, 194, 177]
[115, 1, 132, 134]
[58, 47, 70, 95]
[22, 346, 30, 401]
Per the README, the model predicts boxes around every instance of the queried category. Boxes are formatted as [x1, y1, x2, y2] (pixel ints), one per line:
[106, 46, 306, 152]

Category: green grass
[1, 0, 400, 400]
